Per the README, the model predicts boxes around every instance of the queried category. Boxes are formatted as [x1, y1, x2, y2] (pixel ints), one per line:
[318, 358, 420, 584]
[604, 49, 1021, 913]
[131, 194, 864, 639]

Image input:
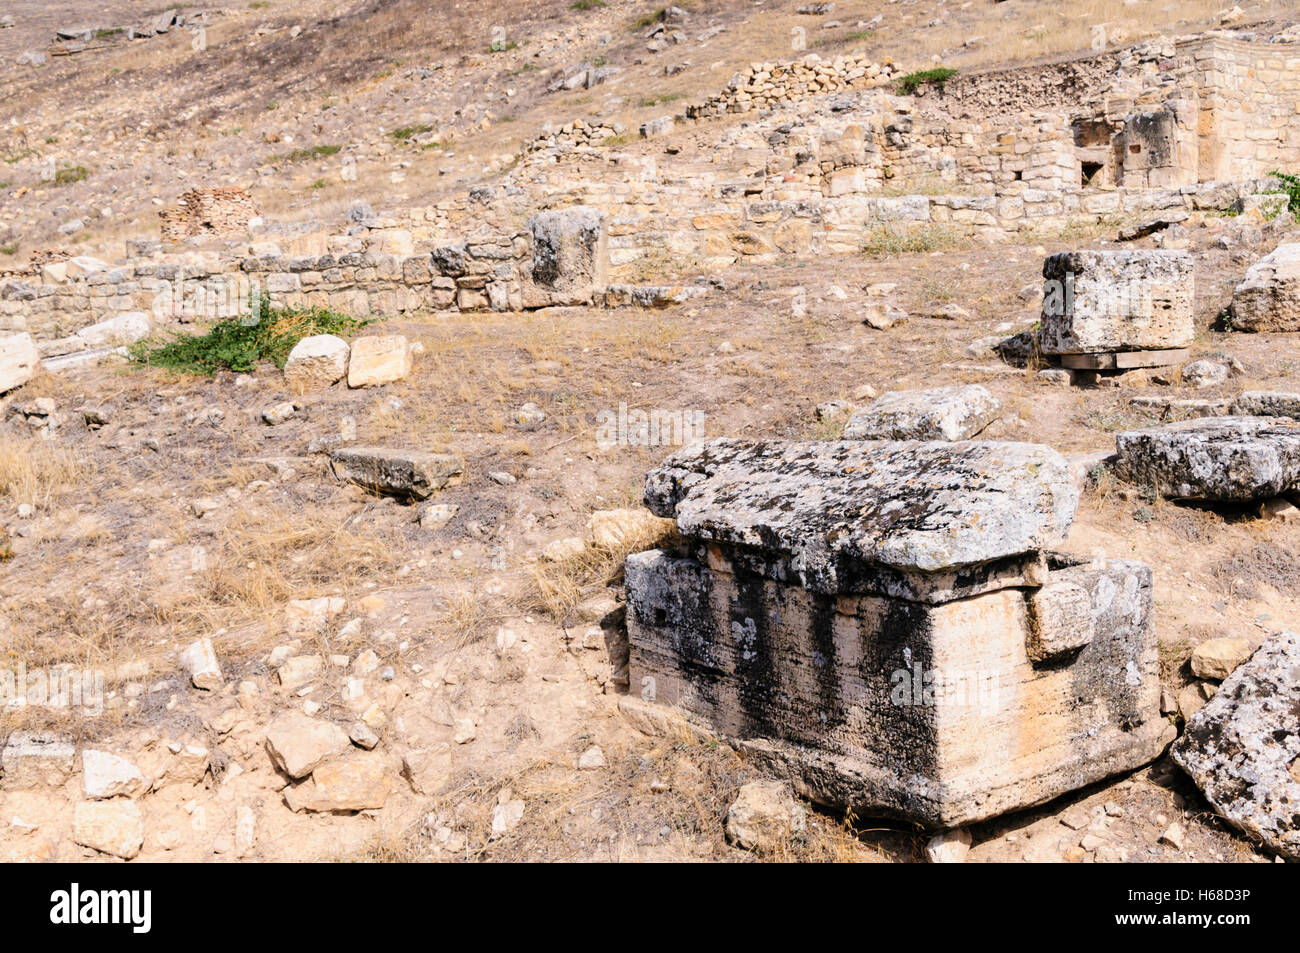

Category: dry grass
[0, 436, 84, 510]
[174, 505, 404, 637]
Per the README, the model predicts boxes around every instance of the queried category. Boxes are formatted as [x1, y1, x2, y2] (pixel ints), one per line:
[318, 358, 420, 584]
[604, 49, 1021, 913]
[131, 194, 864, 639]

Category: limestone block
[843, 385, 1000, 441]
[1039, 250, 1193, 354]
[644, 439, 1077, 592]
[523, 207, 607, 307]
[1113, 416, 1300, 500]
[347, 334, 411, 387]
[0, 332, 39, 393]
[1230, 243, 1300, 332]
[1172, 630, 1300, 860]
[328, 446, 464, 500]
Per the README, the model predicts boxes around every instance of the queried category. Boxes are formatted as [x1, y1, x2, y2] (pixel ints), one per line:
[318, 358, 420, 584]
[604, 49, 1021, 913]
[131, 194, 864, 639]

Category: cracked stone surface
[1172, 630, 1300, 860]
[643, 438, 1078, 590]
[1113, 416, 1300, 500]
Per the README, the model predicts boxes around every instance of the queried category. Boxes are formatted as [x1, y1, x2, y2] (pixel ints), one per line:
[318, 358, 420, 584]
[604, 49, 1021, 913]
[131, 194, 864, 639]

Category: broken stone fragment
[0, 332, 39, 394]
[329, 446, 465, 500]
[584, 508, 676, 551]
[179, 637, 223, 690]
[724, 780, 806, 851]
[283, 756, 392, 813]
[842, 384, 1000, 441]
[1039, 249, 1193, 354]
[925, 828, 972, 863]
[1026, 579, 1095, 662]
[284, 333, 349, 390]
[1230, 243, 1300, 332]
[81, 750, 148, 799]
[264, 712, 351, 779]
[73, 800, 144, 860]
[644, 438, 1077, 590]
[1113, 416, 1300, 501]
[1230, 391, 1300, 418]
[1190, 637, 1253, 681]
[346, 334, 412, 388]
[1172, 630, 1300, 860]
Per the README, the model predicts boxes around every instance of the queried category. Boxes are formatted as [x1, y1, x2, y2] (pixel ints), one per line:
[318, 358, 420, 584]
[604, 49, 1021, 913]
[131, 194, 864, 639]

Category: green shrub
[130, 295, 372, 375]
[389, 124, 432, 142]
[54, 166, 89, 185]
[1267, 171, 1300, 216]
[898, 67, 957, 95]
[275, 144, 340, 163]
[571, 0, 607, 9]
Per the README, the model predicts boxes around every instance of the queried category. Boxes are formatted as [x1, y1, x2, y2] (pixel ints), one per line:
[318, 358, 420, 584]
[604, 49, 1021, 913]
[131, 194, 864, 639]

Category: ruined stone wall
[158, 188, 259, 244]
[1191, 37, 1300, 182]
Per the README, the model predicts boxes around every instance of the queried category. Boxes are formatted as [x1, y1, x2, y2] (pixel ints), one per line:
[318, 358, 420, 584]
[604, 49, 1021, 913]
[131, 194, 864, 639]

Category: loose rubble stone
[1172, 630, 1300, 860]
[179, 638, 223, 689]
[925, 828, 972, 863]
[81, 750, 147, 799]
[347, 335, 412, 388]
[0, 732, 76, 790]
[842, 385, 1000, 441]
[585, 508, 676, 550]
[1190, 637, 1253, 680]
[578, 745, 606, 770]
[265, 712, 351, 779]
[1039, 250, 1194, 354]
[74, 801, 144, 860]
[725, 780, 806, 851]
[1113, 416, 1300, 501]
[284, 756, 392, 813]
[284, 334, 349, 390]
[1230, 243, 1300, 332]
[329, 446, 465, 500]
[1182, 359, 1229, 389]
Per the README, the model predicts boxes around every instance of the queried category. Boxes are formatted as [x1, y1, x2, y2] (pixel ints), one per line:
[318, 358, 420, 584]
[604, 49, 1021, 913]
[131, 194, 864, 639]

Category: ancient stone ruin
[1039, 249, 1194, 370]
[158, 187, 259, 244]
[624, 438, 1173, 827]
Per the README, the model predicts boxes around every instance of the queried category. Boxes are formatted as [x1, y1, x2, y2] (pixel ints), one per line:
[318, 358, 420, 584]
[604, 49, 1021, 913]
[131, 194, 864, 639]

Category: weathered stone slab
[1039, 249, 1194, 354]
[1230, 390, 1300, 418]
[625, 549, 1170, 827]
[0, 332, 39, 394]
[329, 446, 464, 500]
[1230, 243, 1300, 332]
[1113, 416, 1300, 500]
[523, 207, 607, 307]
[842, 384, 1000, 441]
[1172, 630, 1300, 860]
[644, 439, 1077, 591]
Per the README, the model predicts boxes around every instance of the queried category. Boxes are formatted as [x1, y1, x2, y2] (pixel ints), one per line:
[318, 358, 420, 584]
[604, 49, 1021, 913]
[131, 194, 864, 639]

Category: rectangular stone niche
[624, 439, 1173, 828]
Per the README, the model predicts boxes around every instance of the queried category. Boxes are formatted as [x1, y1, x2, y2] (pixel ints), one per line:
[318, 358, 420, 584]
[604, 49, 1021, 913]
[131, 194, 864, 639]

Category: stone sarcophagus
[624, 439, 1173, 828]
